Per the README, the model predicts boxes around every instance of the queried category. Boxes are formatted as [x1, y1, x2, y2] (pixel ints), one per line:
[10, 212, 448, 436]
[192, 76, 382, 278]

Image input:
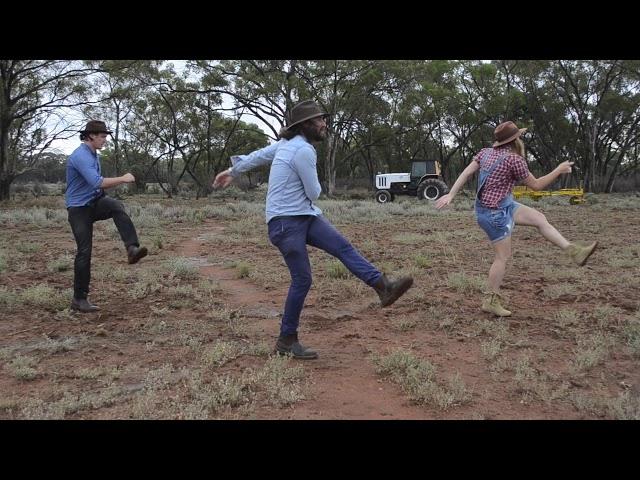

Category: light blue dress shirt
[230, 135, 323, 223]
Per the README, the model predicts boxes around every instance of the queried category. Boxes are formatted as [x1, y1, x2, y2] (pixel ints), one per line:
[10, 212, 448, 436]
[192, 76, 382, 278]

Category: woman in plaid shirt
[435, 121, 597, 317]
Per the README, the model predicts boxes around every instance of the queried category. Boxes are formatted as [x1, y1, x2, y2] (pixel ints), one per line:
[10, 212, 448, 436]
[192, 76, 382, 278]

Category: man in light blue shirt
[65, 120, 148, 312]
[214, 100, 413, 359]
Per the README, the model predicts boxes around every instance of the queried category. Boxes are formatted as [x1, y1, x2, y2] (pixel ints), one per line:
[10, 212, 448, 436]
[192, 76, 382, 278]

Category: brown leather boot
[372, 274, 414, 307]
[481, 292, 511, 317]
[564, 241, 598, 266]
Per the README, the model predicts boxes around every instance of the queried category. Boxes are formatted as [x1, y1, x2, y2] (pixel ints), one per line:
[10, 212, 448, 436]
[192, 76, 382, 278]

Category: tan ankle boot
[481, 292, 512, 317]
[564, 241, 598, 266]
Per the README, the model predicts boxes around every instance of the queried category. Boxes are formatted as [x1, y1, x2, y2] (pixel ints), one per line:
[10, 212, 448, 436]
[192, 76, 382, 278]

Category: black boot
[127, 245, 148, 264]
[372, 274, 414, 307]
[71, 297, 100, 313]
[275, 333, 318, 360]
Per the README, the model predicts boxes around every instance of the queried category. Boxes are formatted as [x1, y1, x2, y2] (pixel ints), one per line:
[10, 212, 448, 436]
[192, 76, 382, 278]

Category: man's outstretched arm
[212, 141, 281, 189]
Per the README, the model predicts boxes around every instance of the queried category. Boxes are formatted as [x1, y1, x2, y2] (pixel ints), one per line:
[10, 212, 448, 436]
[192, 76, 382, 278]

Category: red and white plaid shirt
[474, 146, 530, 208]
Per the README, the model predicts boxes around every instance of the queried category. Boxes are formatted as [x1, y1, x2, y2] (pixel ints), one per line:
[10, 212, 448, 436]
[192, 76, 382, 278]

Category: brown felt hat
[284, 100, 328, 130]
[493, 121, 527, 147]
[80, 120, 113, 134]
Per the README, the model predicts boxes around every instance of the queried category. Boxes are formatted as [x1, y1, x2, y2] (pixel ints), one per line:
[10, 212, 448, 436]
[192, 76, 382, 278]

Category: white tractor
[375, 160, 449, 203]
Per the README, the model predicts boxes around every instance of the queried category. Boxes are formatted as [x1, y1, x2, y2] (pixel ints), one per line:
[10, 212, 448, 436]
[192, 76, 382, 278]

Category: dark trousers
[67, 195, 139, 299]
[267, 215, 381, 336]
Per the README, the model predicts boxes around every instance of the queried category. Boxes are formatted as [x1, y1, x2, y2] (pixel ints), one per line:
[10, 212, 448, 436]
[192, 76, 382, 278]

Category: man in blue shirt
[213, 100, 413, 359]
[65, 120, 148, 312]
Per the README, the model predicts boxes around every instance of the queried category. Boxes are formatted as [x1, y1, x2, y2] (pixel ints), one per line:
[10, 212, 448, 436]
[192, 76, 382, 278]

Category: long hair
[278, 125, 302, 140]
[505, 137, 526, 159]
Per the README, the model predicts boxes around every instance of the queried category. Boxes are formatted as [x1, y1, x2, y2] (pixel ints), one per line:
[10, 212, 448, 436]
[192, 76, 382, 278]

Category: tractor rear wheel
[417, 179, 449, 201]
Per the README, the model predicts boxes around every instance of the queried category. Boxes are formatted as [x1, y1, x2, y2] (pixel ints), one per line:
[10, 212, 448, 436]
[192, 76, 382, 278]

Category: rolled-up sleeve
[230, 141, 282, 178]
[291, 146, 322, 201]
[510, 155, 530, 182]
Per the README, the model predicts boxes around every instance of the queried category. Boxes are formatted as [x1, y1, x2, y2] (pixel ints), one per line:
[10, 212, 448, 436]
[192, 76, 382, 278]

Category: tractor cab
[410, 160, 441, 187]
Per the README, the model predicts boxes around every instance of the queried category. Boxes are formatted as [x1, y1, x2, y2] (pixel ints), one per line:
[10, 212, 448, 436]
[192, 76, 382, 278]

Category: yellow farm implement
[512, 185, 585, 204]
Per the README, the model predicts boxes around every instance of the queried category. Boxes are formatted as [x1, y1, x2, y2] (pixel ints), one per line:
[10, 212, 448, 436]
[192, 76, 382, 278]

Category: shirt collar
[81, 142, 98, 157]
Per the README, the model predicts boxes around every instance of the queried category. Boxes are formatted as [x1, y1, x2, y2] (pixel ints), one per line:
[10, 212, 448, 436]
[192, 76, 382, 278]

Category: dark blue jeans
[267, 215, 382, 336]
[67, 194, 140, 299]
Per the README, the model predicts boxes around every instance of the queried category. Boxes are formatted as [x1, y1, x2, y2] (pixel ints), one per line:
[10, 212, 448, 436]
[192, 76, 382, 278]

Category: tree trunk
[0, 174, 13, 201]
[0, 112, 12, 201]
[324, 133, 337, 197]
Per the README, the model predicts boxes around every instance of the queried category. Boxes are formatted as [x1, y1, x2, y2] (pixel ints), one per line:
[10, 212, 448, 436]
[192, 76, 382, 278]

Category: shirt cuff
[229, 156, 242, 177]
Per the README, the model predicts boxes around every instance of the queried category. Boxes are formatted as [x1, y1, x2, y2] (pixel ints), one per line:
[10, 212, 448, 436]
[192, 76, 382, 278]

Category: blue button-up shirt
[65, 143, 104, 207]
[230, 135, 323, 223]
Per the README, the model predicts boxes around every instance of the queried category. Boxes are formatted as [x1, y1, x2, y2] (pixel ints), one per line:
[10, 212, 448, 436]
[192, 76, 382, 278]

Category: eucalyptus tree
[385, 60, 493, 185]
[127, 69, 202, 196]
[432, 60, 535, 184]
[188, 99, 270, 195]
[340, 110, 394, 187]
[82, 60, 164, 176]
[499, 60, 640, 192]
[183, 81, 271, 193]
[183, 59, 640, 194]
[193, 60, 300, 140]
[499, 60, 582, 186]
[552, 60, 640, 192]
[292, 59, 392, 195]
[0, 60, 97, 200]
[119, 118, 162, 193]
[189, 60, 381, 194]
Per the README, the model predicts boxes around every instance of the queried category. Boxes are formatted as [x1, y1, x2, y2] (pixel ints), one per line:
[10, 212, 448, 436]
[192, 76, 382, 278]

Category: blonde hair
[509, 137, 526, 159]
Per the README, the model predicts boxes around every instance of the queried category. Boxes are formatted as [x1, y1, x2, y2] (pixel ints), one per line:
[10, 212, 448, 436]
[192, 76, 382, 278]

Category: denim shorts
[475, 196, 522, 243]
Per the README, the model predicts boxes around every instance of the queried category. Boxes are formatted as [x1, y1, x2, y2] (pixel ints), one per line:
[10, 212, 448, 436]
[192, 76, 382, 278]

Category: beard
[301, 122, 326, 143]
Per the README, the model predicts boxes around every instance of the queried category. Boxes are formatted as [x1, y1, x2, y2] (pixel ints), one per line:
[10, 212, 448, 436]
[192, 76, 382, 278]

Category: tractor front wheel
[375, 190, 393, 204]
